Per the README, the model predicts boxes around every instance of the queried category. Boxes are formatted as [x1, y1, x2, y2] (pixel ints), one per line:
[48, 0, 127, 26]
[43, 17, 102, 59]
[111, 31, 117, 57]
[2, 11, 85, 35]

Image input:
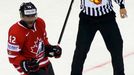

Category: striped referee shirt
[81, 0, 125, 16]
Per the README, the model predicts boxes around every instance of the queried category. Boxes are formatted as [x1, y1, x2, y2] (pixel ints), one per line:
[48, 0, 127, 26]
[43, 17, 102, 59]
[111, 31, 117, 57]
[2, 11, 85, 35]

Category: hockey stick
[57, 0, 74, 45]
[37, 0, 74, 62]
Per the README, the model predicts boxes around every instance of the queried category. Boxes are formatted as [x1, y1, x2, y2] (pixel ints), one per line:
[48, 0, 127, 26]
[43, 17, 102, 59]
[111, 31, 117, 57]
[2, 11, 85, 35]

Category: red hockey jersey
[7, 17, 50, 75]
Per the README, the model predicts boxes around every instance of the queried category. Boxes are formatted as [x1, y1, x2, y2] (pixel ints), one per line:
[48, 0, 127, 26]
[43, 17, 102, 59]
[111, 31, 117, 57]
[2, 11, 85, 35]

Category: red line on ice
[84, 51, 134, 73]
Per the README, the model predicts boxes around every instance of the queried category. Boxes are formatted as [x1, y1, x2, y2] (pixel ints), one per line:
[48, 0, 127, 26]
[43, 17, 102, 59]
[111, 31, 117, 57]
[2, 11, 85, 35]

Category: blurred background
[0, 0, 134, 75]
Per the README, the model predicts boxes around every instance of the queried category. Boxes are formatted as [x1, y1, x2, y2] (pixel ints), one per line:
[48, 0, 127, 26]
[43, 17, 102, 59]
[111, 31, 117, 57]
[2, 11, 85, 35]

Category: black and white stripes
[84, 3, 113, 16]
[81, 0, 125, 16]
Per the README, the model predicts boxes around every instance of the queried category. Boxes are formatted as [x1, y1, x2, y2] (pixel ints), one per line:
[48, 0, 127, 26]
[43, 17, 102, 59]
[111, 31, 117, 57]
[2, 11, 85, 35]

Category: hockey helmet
[19, 2, 37, 16]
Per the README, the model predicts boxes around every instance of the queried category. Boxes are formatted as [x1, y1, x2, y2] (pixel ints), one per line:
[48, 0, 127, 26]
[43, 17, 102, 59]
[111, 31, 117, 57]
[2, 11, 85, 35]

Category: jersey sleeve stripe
[39, 59, 49, 66]
[7, 43, 21, 52]
[20, 72, 25, 75]
[8, 55, 17, 58]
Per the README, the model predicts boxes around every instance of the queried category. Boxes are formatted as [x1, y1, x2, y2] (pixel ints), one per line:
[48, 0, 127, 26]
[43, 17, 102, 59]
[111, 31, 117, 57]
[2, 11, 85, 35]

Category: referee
[71, 0, 127, 75]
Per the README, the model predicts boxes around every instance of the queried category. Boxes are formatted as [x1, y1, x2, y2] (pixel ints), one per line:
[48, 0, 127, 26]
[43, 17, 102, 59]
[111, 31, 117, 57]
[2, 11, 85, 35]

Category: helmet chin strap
[27, 20, 35, 25]
[25, 20, 36, 29]
[20, 20, 36, 29]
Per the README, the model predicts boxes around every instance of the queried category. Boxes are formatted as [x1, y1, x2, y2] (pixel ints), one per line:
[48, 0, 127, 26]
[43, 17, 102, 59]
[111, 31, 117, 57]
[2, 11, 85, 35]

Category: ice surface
[0, 0, 134, 75]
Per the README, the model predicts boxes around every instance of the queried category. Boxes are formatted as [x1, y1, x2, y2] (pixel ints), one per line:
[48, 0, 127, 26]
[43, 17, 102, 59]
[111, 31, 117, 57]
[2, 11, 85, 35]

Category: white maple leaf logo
[30, 37, 42, 54]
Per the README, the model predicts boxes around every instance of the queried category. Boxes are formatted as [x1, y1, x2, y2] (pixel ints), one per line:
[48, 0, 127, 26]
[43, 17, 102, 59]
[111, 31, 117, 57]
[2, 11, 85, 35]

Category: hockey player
[7, 2, 62, 75]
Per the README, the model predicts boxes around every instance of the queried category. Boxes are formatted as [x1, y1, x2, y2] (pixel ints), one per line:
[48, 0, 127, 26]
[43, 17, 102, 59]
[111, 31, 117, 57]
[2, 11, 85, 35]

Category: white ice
[0, 0, 134, 75]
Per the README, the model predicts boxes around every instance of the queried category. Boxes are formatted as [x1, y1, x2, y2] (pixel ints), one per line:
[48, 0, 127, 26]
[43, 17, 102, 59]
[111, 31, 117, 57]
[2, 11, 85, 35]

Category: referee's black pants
[71, 11, 125, 75]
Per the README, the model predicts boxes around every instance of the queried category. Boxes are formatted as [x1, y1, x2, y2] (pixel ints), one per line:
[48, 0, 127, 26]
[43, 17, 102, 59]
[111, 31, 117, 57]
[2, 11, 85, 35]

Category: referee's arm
[114, 0, 127, 18]
[114, 0, 125, 8]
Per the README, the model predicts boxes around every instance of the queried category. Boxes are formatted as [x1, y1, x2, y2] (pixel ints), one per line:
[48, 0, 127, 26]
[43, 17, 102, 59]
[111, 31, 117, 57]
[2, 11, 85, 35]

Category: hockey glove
[44, 45, 62, 58]
[20, 59, 39, 74]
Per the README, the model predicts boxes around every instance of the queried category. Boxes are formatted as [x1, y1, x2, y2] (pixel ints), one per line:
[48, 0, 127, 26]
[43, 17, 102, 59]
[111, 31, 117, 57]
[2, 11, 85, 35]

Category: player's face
[21, 15, 37, 25]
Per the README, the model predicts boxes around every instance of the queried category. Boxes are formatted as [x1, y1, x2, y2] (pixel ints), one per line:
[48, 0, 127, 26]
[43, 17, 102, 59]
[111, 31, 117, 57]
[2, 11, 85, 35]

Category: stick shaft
[57, 0, 74, 44]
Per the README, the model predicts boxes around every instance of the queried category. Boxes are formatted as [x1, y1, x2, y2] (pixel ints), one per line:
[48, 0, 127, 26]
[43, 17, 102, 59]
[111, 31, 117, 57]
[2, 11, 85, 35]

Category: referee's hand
[120, 8, 127, 18]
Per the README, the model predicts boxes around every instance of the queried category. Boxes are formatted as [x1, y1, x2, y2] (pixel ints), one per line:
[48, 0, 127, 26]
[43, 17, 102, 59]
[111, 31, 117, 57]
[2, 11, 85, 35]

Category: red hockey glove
[20, 59, 39, 74]
[44, 45, 62, 58]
